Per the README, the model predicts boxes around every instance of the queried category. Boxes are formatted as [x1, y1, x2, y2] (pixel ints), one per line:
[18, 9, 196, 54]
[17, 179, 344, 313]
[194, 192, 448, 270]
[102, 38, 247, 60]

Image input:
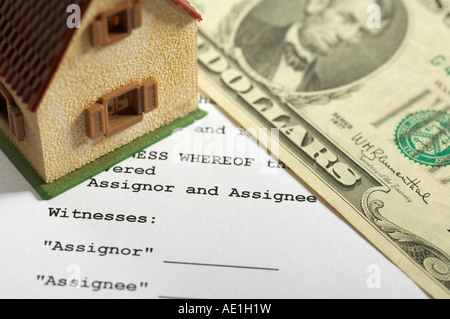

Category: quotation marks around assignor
[43, 240, 154, 257]
[36, 275, 148, 292]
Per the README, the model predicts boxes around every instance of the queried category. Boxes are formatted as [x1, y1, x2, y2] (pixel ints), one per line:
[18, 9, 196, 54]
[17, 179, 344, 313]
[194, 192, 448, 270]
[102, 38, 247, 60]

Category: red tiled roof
[0, 0, 201, 112]
[170, 0, 202, 21]
[0, 0, 92, 112]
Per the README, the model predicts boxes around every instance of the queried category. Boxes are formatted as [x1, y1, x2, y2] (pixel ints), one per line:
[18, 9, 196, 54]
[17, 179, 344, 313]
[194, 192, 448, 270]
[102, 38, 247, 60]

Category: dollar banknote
[191, 0, 450, 298]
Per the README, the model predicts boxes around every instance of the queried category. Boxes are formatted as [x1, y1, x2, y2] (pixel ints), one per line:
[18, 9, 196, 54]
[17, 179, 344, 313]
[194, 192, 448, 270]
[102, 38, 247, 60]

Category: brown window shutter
[90, 20, 105, 46]
[7, 105, 25, 142]
[142, 77, 158, 113]
[131, 87, 144, 115]
[85, 103, 106, 139]
[132, 2, 143, 29]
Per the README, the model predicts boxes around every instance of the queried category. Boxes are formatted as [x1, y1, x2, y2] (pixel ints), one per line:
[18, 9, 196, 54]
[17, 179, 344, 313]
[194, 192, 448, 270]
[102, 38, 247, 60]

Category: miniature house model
[0, 0, 202, 195]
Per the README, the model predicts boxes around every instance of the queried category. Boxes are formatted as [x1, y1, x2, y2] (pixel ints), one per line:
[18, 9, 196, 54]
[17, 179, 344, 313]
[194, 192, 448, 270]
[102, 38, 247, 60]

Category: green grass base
[0, 109, 207, 200]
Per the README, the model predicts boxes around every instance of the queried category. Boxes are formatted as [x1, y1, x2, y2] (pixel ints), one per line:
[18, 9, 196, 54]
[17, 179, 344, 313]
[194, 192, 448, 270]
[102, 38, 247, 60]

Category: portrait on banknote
[231, 0, 408, 94]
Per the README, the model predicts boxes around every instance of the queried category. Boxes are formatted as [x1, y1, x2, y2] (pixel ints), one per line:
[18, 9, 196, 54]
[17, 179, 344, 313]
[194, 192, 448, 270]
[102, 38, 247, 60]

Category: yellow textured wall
[0, 79, 46, 179]
[36, 0, 199, 182]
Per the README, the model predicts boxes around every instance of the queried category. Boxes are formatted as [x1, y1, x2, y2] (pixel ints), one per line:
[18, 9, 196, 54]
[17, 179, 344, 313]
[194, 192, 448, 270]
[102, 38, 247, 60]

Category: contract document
[0, 96, 428, 299]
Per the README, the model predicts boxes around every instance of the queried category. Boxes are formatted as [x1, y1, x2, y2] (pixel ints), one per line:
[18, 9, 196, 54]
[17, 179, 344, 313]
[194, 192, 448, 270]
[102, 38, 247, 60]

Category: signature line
[163, 260, 279, 271]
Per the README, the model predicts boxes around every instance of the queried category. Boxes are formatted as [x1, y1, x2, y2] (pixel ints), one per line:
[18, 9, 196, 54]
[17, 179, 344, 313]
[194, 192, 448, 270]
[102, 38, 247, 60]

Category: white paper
[0, 96, 429, 299]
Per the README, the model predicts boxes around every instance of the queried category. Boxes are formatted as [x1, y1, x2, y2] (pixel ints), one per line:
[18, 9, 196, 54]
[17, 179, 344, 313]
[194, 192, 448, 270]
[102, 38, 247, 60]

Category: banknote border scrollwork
[362, 188, 450, 287]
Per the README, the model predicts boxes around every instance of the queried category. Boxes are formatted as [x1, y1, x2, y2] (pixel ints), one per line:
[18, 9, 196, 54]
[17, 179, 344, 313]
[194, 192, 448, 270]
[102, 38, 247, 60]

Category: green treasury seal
[395, 111, 450, 167]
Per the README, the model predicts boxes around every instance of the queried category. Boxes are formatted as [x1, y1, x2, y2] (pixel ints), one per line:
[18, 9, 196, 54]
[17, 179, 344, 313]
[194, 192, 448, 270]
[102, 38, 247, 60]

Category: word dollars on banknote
[191, 0, 450, 298]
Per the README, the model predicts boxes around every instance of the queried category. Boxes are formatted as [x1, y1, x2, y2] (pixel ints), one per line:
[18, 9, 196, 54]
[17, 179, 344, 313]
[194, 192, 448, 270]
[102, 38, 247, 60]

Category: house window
[102, 83, 143, 138]
[85, 77, 158, 139]
[90, 1, 143, 47]
[0, 83, 25, 142]
[107, 9, 130, 36]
